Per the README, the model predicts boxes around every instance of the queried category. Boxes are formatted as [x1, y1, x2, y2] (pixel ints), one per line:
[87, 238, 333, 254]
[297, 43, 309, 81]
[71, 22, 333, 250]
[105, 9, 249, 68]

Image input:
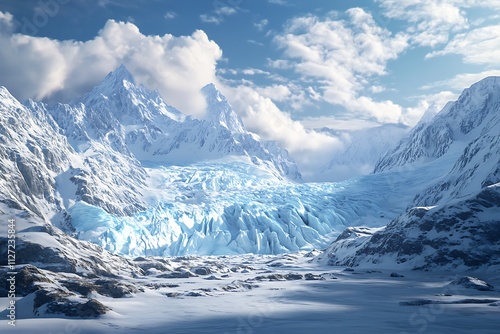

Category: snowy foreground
[1, 252, 499, 334]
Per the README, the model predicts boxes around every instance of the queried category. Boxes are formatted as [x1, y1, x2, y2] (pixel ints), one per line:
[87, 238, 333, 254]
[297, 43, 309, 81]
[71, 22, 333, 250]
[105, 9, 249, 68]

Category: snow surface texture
[1, 248, 499, 334]
[320, 76, 500, 270]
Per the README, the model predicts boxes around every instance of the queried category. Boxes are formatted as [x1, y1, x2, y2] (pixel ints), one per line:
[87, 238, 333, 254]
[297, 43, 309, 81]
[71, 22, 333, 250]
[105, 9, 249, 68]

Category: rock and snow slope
[320, 77, 500, 270]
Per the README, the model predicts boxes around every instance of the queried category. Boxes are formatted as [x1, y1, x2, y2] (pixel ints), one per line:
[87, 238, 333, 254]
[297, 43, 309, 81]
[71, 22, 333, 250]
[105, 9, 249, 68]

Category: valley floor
[1, 252, 499, 334]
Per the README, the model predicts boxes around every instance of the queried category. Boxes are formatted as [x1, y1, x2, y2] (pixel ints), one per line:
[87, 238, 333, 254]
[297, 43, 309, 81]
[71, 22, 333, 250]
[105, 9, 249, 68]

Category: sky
[0, 0, 499, 180]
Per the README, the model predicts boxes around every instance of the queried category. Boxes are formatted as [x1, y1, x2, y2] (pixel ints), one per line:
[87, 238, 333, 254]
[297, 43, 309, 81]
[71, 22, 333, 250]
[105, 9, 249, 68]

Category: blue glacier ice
[66, 158, 439, 256]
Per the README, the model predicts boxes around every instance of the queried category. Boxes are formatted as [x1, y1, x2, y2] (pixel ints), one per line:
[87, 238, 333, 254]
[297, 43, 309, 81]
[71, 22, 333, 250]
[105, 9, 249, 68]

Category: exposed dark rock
[193, 267, 212, 276]
[222, 281, 258, 292]
[165, 292, 182, 298]
[284, 273, 303, 280]
[93, 279, 141, 298]
[390, 272, 405, 278]
[185, 291, 204, 297]
[304, 273, 325, 281]
[15, 265, 53, 296]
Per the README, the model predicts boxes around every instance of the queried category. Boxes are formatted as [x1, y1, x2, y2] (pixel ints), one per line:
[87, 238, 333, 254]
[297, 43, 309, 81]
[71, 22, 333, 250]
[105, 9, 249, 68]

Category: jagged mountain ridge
[40, 65, 301, 181]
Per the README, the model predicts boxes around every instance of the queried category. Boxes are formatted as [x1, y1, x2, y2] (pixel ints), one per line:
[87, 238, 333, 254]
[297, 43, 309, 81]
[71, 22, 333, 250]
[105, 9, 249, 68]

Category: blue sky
[0, 0, 499, 176]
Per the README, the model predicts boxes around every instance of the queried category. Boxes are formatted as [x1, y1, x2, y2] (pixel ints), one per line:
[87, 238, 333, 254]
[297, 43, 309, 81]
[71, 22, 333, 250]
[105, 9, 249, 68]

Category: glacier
[65, 157, 443, 256]
[1, 66, 498, 263]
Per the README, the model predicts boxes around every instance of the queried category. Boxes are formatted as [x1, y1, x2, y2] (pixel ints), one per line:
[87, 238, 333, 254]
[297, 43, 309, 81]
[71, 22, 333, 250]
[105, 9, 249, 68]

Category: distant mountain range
[0, 66, 498, 271]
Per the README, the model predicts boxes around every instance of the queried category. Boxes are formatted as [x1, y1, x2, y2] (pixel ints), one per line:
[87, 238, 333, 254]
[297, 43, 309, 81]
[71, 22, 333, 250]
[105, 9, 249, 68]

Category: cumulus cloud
[0, 17, 222, 117]
[377, 0, 469, 46]
[220, 84, 342, 179]
[273, 8, 409, 124]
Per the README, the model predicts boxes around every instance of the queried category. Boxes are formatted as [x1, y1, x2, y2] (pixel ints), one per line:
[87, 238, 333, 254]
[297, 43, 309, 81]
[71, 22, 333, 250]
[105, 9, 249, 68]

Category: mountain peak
[201, 83, 226, 103]
[76, 64, 138, 105]
[201, 83, 246, 133]
[103, 64, 136, 87]
[0, 86, 24, 110]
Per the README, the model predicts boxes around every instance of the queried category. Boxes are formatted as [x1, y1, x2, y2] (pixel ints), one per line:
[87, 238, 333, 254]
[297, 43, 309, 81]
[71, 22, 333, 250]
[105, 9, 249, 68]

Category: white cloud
[200, 14, 222, 25]
[370, 85, 386, 93]
[378, 0, 500, 47]
[221, 84, 342, 179]
[0, 11, 14, 34]
[255, 84, 291, 102]
[254, 19, 269, 31]
[0, 18, 222, 117]
[267, 58, 292, 69]
[241, 68, 270, 76]
[200, 5, 238, 25]
[164, 11, 177, 20]
[421, 70, 500, 91]
[378, 0, 468, 47]
[273, 8, 409, 124]
[426, 25, 500, 64]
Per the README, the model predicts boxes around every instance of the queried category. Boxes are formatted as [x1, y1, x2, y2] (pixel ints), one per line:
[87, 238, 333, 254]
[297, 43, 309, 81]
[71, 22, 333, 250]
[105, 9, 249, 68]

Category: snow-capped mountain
[374, 77, 500, 174]
[0, 65, 419, 257]
[1, 66, 498, 269]
[322, 185, 500, 270]
[320, 76, 500, 270]
[38, 65, 300, 181]
[202, 83, 246, 133]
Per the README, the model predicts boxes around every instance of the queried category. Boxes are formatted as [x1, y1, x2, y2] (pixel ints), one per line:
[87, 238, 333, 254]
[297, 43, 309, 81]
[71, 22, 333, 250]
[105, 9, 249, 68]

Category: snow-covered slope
[320, 124, 409, 181]
[0, 87, 73, 218]
[375, 77, 500, 174]
[320, 77, 500, 270]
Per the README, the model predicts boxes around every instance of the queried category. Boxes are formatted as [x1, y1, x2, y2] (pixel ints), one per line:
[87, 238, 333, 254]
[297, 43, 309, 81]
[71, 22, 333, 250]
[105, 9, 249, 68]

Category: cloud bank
[0, 17, 222, 117]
